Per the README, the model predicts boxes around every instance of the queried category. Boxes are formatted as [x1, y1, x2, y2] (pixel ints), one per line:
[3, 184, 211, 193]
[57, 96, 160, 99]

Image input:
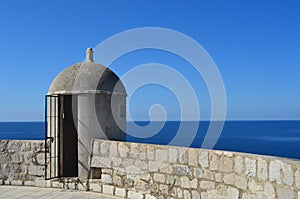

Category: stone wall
[90, 140, 300, 199]
[0, 139, 300, 199]
[0, 140, 46, 186]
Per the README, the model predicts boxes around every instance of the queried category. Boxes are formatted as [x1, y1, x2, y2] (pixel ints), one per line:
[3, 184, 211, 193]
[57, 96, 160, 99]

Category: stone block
[149, 161, 159, 172]
[191, 190, 200, 199]
[183, 190, 191, 199]
[153, 173, 165, 183]
[209, 152, 218, 171]
[101, 174, 112, 184]
[188, 149, 198, 166]
[177, 187, 183, 198]
[145, 194, 157, 199]
[159, 184, 169, 195]
[296, 168, 300, 189]
[234, 175, 247, 190]
[203, 169, 215, 181]
[169, 148, 178, 163]
[119, 143, 129, 158]
[24, 181, 34, 186]
[245, 158, 256, 177]
[136, 180, 149, 192]
[180, 176, 197, 189]
[100, 141, 111, 155]
[248, 179, 263, 193]
[173, 164, 192, 176]
[147, 146, 155, 160]
[257, 157, 268, 181]
[51, 181, 63, 188]
[219, 156, 233, 173]
[113, 175, 122, 186]
[264, 183, 275, 199]
[205, 184, 239, 199]
[200, 180, 215, 190]
[156, 149, 168, 162]
[102, 184, 114, 195]
[178, 148, 188, 164]
[282, 163, 293, 186]
[193, 168, 203, 179]
[277, 186, 295, 199]
[215, 173, 222, 182]
[223, 173, 234, 185]
[199, 151, 209, 168]
[128, 191, 144, 199]
[89, 183, 102, 192]
[11, 180, 23, 185]
[91, 156, 112, 168]
[234, 156, 244, 174]
[269, 160, 282, 184]
[115, 187, 126, 197]
[110, 142, 118, 156]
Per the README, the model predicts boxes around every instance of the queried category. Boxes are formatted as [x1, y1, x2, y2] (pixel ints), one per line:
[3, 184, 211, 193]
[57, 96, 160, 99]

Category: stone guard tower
[45, 48, 126, 180]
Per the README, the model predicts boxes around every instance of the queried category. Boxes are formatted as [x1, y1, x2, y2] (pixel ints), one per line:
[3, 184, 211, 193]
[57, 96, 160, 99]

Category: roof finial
[86, 47, 94, 62]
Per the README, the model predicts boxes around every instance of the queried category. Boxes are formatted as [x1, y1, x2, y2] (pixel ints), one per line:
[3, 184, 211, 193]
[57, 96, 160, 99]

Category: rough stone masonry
[1, 139, 300, 199]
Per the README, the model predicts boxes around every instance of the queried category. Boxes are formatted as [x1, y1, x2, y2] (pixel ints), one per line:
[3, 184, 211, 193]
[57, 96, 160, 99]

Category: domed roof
[48, 49, 126, 95]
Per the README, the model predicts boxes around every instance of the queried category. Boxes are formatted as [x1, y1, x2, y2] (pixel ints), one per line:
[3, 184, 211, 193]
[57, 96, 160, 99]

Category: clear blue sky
[0, 0, 299, 121]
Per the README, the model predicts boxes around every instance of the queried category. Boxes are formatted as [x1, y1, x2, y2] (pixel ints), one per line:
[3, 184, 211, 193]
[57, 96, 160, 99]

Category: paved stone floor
[0, 186, 121, 199]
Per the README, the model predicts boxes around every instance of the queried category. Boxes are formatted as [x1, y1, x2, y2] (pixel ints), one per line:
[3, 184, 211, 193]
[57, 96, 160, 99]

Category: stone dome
[48, 61, 126, 95]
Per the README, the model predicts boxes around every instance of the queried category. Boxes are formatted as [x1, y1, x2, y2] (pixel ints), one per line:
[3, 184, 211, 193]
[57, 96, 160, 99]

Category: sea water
[0, 121, 299, 160]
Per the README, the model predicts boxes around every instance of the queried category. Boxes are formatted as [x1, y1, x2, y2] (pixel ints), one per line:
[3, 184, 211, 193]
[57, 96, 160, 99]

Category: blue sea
[0, 121, 299, 160]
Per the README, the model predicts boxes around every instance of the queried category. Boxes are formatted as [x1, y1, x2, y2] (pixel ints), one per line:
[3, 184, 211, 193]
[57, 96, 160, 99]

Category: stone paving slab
[0, 186, 121, 199]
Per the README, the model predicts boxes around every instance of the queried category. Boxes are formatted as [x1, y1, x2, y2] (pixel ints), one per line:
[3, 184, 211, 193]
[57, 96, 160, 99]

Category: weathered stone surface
[156, 149, 168, 162]
[101, 174, 112, 184]
[219, 156, 233, 173]
[203, 169, 215, 181]
[269, 160, 282, 184]
[183, 190, 191, 199]
[147, 146, 155, 160]
[115, 187, 126, 197]
[180, 176, 197, 189]
[277, 186, 295, 199]
[223, 173, 234, 185]
[257, 157, 268, 181]
[102, 184, 114, 195]
[119, 142, 129, 158]
[245, 158, 256, 177]
[199, 151, 209, 168]
[209, 152, 218, 171]
[178, 148, 188, 164]
[193, 168, 203, 179]
[296, 168, 300, 189]
[282, 163, 294, 186]
[110, 142, 118, 156]
[215, 173, 222, 183]
[128, 191, 144, 199]
[89, 183, 102, 192]
[153, 173, 165, 183]
[191, 190, 200, 199]
[173, 164, 192, 176]
[264, 183, 275, 199]
[234, 175, 247, 190]
[235, 156, 245, 174]
[91, 156, 112, 168]
[200, 180, 215, 190]
[100, 141, 110, 155]
[248, 179, 263, 193]
[145, 194, 157, 199]
[188, 150, 198, 166]
[169, 148, 178, 163]
[205, 184, 239, 199]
